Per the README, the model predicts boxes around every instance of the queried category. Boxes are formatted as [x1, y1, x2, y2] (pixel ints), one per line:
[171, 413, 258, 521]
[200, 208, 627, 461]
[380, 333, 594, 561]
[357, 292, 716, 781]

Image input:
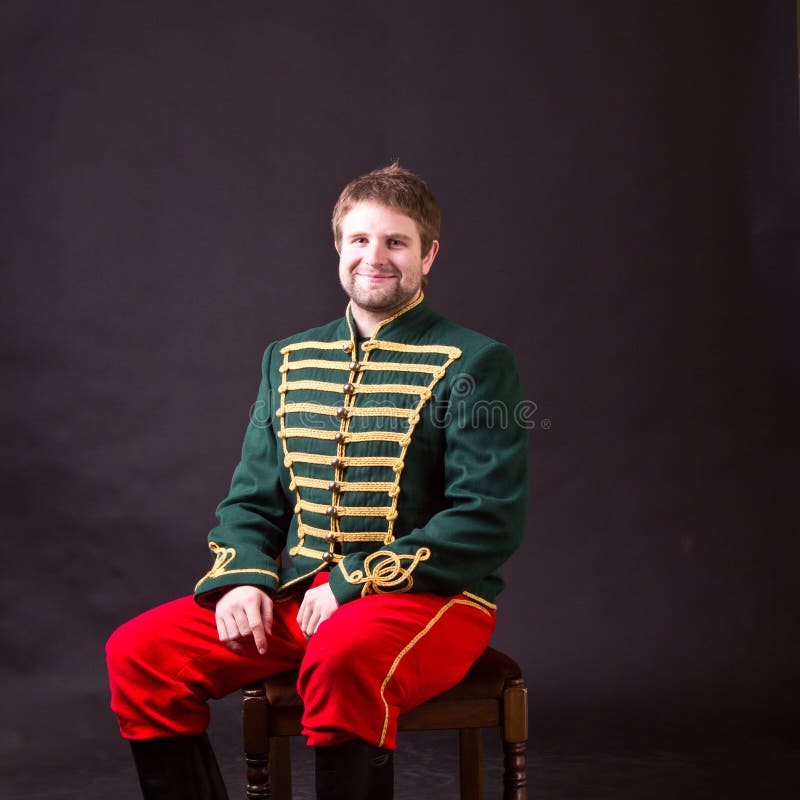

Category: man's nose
[365, 241, 386, 265]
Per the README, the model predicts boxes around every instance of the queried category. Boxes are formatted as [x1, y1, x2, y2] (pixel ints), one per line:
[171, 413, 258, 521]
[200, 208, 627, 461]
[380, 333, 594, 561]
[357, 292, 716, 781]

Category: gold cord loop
[339, 547, 431, 597]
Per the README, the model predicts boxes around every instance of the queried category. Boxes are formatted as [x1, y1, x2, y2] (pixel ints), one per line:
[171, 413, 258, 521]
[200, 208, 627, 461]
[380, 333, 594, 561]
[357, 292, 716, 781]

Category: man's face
[337, 201, 438, 318]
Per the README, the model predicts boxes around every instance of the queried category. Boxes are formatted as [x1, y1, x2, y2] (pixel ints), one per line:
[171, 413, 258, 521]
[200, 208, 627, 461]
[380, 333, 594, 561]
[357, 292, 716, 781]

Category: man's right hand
[215, 585, 273, 655]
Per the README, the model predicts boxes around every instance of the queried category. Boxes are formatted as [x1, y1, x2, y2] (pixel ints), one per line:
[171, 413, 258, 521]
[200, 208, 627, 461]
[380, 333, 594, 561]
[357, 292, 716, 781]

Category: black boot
[315, 739, 394, 800]
[129, 733, 229, 800]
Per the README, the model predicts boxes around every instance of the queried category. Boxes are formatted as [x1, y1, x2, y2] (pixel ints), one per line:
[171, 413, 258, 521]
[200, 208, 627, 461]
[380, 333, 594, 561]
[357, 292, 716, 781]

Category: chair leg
[501, 677, 528, 800]
[458, 727, 483, 800]
[243, 685, 272, 800]
[268, 736, 292, 800]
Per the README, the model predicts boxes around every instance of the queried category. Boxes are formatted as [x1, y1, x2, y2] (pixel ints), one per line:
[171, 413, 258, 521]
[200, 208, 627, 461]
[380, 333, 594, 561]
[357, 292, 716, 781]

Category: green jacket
[194, 295, 529, 608]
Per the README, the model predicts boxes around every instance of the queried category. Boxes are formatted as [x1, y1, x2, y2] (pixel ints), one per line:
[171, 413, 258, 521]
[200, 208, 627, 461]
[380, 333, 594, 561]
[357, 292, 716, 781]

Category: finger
[300, 608, 316, 639]
[216, 608, 236, 642]
[304, 607, 320, 639]
[245, 605, 268, 655]
[224, 639, 246, 655]
[260, 597, 273, 637]
[296, 598, 309, 633]
[312, 604, 335, 636]
[216, 613, 229, 643]
[233, 608, 252, 640]
[222, 614, 241, 643]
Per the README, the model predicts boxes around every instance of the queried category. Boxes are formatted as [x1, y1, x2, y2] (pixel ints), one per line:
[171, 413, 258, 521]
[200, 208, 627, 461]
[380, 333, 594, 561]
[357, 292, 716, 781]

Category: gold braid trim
[280, 428, 407, 445]
[284, 452, 402, 468]
[298, 499, 393, 517]
[360, 361, 443, 374]
[344, 382, 433, 396]
[293, 476, 396, 493]
[280, 379, 429, 396]
[280, 340, 351, 353]
[338, 547, 431, 598]
[281, 359, 443, 375]
[280, 403, 413, 420]
[364, 340, 462, 358]
[280, 359, 350, 372]
[279, 298, 463, 560]
[278, 350, 309, 556]
[292, 543, 345, 560]
[356, 293, 425, 340]
[370, 346, 461, 544]
[279, 379, 354, 394]
[194, 542, 279, 591]
[300, 524, 389, 542]
[462, 591, 498, 610]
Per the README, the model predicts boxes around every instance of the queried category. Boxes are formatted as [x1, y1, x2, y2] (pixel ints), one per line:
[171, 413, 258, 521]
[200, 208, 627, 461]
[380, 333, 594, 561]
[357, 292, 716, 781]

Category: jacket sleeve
[194, 343, 293, 607]
[327, 341, 530, 604]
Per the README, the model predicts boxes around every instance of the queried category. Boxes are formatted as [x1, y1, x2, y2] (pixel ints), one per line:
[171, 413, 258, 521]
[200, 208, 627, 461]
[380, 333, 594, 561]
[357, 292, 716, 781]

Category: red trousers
[106, 574, 495, 750]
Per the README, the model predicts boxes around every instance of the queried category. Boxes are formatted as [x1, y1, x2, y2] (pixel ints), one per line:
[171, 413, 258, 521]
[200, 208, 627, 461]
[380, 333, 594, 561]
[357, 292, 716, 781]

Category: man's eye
[388, 239, 404, 247]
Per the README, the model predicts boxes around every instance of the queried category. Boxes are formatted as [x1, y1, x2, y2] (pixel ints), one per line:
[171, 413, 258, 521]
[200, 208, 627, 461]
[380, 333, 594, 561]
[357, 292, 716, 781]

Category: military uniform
[107, 295, 528, 750]
[195, 294, 528, 606]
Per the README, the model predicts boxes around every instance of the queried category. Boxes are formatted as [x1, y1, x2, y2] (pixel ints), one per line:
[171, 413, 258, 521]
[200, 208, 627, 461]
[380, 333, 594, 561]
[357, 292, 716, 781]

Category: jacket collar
[343, 294, 432, 344]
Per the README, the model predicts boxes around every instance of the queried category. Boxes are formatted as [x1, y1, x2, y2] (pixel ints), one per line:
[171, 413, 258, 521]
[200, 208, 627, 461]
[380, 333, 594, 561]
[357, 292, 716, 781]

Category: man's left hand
[296, 582, 339, 638]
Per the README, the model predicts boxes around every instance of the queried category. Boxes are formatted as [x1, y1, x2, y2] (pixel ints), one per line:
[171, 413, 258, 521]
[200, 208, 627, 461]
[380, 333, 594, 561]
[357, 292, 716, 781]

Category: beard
[340, 272, 423, 314]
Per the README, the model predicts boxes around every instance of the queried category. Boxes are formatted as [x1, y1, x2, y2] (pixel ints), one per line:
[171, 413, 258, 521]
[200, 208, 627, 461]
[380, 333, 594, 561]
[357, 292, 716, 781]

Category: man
[106, 162, 529, 800]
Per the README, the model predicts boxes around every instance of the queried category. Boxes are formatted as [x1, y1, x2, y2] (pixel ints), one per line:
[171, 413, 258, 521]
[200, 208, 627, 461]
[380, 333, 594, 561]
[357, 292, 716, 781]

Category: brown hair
[332, 161, 441, 257]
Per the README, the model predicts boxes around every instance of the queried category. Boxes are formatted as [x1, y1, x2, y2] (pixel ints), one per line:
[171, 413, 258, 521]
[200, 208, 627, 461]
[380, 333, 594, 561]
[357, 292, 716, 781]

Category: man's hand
[296, 582, 339, 638]
[215, 585, 273, 655]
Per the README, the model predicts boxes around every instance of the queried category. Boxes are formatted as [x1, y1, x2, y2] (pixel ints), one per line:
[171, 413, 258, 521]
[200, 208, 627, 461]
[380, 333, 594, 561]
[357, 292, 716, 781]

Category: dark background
[2, 1, 798, 797]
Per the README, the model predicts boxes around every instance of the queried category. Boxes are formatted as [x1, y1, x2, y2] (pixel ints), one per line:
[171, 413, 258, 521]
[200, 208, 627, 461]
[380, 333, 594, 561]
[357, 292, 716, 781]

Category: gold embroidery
[282, 358, 443, 375]
[283, 379, 430, 396]
[338, 547, 431, 597]
[204, 541, 235, 574]
[280, 379, 348, 394]
[300, 523, 390, 542]
[281, 428, 408, 445]
[350, 383, 435, 396]
[281, 359, 351, 372]
[279, 294, 462, 565]
[361, 361, 443, 374]
[194, 542, 279, 591]
[462, 591, 498, 610]
[298, 499, 394, 517]
[364, 293, 425, 337]
[282, 402, 413, 420]
[363, 340, 462, 357]
[292, 543, 345, 560]
[292, 476, 396, 493]
[279, 350, 308, 556]
[284, 452, 403, 468]
[280, 340, 352, 354]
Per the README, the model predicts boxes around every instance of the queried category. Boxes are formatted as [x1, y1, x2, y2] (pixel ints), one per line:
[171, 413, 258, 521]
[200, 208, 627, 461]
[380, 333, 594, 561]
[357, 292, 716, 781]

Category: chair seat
[242, 645, 529, 798]
[258, 646, 522, 709]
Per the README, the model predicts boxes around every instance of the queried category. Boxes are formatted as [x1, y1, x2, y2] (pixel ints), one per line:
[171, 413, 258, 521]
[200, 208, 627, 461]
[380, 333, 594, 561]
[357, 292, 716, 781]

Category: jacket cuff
[193, 542, 279, 607]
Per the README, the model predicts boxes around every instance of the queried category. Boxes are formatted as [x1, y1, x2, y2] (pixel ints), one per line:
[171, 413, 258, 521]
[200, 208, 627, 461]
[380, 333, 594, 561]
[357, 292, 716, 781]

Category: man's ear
[422, 240, 439, 274]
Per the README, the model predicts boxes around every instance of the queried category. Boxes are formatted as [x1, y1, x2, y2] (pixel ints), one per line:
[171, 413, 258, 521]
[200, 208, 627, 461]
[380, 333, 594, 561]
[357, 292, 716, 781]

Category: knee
[299, 625, 373, 697]
[105, 615, 148, 675]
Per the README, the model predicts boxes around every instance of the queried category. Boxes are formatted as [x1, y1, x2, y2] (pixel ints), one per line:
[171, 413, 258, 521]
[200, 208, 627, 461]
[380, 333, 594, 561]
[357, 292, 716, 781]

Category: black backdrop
[2, 0, 798, 786]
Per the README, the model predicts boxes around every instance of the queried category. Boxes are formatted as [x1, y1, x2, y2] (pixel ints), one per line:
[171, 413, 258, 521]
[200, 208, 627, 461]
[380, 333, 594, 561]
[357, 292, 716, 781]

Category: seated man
[106, 162, 529, 800]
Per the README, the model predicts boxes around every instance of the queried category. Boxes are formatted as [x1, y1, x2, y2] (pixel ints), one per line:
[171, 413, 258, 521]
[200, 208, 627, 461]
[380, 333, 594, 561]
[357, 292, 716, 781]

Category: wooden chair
[241, 646, 528, 799]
